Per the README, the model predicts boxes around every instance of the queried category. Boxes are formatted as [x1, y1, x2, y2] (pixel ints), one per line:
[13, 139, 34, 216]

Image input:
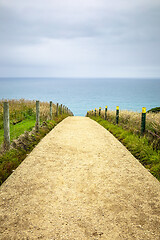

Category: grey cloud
[0, 0, 160, 77]
[1, 5, 160, 46]
[0, 8, 88, 44]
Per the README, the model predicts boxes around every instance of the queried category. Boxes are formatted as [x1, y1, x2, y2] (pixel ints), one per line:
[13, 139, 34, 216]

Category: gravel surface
[0, 116, 160, 240]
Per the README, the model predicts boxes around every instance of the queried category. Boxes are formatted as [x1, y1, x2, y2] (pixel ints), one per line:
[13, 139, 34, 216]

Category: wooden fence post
[35, 100, 40, 131]
[3, 102, 10, 150]
[56, 103, 59, 117]
[105, 106, 108, 120]
[116, 106, 119, 124]
[99, 107, 101, 116]
[50, 101, 52, 120]
[141, 107, 146, 135]
[95, 108, 96, 116]
[60, 104, 62, 115]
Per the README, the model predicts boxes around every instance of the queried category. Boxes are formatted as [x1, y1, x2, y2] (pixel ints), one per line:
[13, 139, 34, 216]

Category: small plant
[147, 107, 160, 113]
[26, 108, 34, 116]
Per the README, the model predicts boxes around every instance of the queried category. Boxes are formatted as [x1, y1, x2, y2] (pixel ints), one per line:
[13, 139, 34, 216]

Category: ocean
[0, 78, 160, 116]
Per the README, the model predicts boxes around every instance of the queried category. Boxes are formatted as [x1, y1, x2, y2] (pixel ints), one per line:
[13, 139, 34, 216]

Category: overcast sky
[0, 0, 160, 78]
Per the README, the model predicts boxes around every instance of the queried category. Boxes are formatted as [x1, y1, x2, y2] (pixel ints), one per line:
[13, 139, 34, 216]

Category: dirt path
[0, 116, 160, 240]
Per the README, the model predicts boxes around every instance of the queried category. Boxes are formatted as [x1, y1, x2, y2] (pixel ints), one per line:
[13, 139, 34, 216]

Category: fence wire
[0, 99, 67, 150]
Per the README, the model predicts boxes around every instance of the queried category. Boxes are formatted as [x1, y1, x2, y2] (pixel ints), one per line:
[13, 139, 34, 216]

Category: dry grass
[88, 109, 160, 150]
[0, 99, 57, 128]
[100, 109, 160, 135]
[38, 101, 56, 121]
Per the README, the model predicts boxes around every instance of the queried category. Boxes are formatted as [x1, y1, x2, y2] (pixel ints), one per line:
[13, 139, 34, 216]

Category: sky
[0, 0, 160, 78]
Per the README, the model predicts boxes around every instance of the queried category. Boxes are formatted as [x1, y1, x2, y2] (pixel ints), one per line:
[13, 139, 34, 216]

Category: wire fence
[0, 99, 73, 151]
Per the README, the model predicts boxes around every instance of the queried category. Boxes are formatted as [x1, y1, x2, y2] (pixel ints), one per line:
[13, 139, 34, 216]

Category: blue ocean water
[0, 78, 160, 116]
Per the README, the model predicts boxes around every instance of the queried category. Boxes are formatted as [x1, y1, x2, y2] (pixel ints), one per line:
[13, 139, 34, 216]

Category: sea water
[0, 78, 160, 116]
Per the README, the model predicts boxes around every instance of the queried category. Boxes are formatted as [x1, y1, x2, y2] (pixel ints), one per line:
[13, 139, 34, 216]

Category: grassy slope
[0, 119, 35, 145]
[90, 116, 160, 181]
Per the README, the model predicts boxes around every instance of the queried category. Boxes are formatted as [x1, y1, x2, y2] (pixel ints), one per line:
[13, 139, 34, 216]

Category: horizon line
[0, 76, 160, 79]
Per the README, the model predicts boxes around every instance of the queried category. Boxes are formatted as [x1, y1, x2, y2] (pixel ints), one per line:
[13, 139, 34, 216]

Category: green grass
[147, 107, 160, 113]
[0, 118, 36, 146]
[89, 116, 160, 181]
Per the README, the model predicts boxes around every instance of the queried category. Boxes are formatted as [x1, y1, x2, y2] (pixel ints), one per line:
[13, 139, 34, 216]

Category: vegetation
[88, 115, 160, 181]
[147, 107, 160, 113]
[0, 99, 56, 128]
[0, 118, 36, 146]
[0, 99, 57, 146]
[89, 109, 160, 150]
[0, 99, 72, 185]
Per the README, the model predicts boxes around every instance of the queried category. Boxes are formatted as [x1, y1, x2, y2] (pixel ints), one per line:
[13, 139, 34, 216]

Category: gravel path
[0, 116, 160, 240]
